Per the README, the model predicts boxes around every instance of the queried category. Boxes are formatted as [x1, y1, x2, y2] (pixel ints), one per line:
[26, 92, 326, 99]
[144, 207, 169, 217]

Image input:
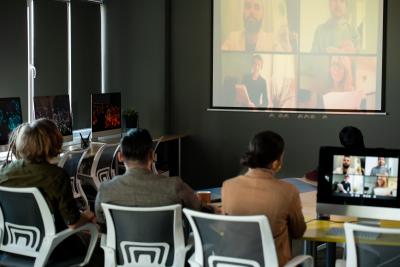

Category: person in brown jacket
[222, 130, 306, 267]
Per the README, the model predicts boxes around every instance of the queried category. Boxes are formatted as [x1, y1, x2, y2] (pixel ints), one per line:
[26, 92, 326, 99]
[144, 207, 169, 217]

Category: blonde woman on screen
[323, 56, 364, 109]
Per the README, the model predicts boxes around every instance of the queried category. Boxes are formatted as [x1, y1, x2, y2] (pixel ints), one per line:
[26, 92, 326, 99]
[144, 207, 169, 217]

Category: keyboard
[326, 227, 381, 240]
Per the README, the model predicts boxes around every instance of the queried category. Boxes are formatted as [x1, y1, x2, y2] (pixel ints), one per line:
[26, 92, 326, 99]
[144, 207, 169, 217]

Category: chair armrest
[45, 223, 99, 267]
[335, 259, 346, 267]
[188, 254, 202, 267]
[284, 255, 314, 267]
[100, 233, 117, 267]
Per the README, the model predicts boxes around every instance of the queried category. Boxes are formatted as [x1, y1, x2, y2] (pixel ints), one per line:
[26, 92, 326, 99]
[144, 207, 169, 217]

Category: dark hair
[339, 126, 365, 149]
[120, 128, 153, 162]
[241, 131, 284, 169]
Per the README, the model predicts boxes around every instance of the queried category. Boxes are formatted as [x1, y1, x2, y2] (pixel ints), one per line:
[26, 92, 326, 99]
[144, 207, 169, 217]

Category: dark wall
[0, 0, 28, 121]
[169, 0, 400, 189]
[106, 0, 168, 137]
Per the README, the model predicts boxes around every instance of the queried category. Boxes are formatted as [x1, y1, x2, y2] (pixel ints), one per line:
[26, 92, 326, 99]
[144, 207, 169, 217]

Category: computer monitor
[0, 97, 23, 151]
[34, 95, 73, 142]
[317, 146, 400, 222]
[91, 92, 121, 140]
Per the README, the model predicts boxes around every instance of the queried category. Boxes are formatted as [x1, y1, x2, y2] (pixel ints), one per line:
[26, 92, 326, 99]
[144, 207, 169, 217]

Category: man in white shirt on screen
[221, 0, 290, 52]
[334, 155, 360, 175]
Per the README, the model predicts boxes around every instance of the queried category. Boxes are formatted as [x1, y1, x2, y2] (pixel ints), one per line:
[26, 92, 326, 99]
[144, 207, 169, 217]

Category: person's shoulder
[222, 31, 244, 50]
[99, 174, 127, 191]
[276, 179, 300, 195]
[222, 175, 244, 188]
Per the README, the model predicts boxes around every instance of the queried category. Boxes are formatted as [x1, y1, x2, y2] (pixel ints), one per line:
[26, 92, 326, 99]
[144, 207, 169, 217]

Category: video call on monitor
[212, 0, 385, 113]
[330, 155, 398, 200]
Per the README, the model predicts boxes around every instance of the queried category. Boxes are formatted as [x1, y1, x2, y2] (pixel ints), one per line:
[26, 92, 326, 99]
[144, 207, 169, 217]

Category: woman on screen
[323, 56, 365, 109]
[372, 175, 393, 196]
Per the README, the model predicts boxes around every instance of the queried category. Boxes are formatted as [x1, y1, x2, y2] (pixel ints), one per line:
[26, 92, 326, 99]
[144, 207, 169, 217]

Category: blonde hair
[14, 119, 63, 163]
[330, 56, 353, 91]
[375, 176, 388, 188]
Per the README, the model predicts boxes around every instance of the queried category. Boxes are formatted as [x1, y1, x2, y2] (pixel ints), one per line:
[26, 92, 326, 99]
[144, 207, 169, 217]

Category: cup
[196, 191, 211, 204]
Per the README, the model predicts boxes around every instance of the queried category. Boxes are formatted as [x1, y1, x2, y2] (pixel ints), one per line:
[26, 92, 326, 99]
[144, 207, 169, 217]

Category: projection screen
[212, 0, 385, 113]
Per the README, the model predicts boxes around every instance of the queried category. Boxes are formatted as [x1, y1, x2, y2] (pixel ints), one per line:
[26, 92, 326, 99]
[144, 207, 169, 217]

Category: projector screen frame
[210, 0, 387, 115]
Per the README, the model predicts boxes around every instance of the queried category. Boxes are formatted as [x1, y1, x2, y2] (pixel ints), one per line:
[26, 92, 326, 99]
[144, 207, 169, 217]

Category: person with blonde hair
[0, 118, 96, 259]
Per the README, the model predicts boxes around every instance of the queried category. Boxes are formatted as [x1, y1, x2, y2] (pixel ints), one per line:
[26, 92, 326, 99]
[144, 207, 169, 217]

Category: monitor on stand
[91, 92, 122, 141]
[317, 146, 400, 224]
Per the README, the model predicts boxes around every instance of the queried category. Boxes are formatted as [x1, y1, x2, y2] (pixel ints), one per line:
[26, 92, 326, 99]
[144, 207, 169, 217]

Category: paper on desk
[323, 91, 363, 110]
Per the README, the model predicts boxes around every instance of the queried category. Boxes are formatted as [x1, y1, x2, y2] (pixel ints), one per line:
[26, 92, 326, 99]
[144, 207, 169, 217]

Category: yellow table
[299, 181, 400, 267]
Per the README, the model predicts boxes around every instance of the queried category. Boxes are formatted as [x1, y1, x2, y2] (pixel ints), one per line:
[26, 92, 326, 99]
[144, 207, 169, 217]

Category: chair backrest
[102, 203, 185, 267]
[110, 144, 121, 177]
[344, 222, 400, 267]
[152, 136, 164, 175]
[58, 150, 87, 197]
[90, 143, 119, 189]
[183, 208, 278, 267]
[0, 186, 55, 258]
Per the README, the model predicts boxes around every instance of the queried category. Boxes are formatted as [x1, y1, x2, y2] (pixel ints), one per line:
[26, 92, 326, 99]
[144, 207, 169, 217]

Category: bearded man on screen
[222, 0, 290, 52]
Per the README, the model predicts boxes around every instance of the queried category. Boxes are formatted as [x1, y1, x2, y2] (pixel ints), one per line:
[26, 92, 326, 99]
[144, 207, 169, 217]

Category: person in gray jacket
[95, 128, 202, 230]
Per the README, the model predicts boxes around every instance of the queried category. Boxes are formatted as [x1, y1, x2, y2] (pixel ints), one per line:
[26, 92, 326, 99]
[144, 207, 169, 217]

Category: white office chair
[90, 143, 120, 189]
[0, 186, 99, 267]
[58, 149, 90, 211]
[183, 208, 313, 267]
[336, 222, 400, 267]
[101, 203, 191, 267]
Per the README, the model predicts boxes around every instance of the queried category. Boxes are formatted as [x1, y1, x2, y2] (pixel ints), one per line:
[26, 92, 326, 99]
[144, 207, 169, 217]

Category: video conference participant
[242, 54, 268, 107]
[222, 0, 291, 52]
[338, 174, 352, 193]
[370, 157, 389, 176]
[312, 0, 360, 53]
[222, 131, 306, 266]
[333, 155, 361, 175]
[0, 119, 95, 259]
[95, 128, 202, 230]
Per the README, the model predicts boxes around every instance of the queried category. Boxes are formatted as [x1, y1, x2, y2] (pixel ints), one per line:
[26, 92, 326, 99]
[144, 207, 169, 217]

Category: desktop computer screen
[34, 95, 73, 142]
[91, 92, 121, 139]
[0, 97, 23, 147]
[317, 146, 400, 221]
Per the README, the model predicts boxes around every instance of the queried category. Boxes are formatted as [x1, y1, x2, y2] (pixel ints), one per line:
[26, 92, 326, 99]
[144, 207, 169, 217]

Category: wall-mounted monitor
[0, 97, 23, 151]
[91, 92, 121, 139]
[317, 146, 400, 222]
[212, 0, 385, 114]
[34, 95, 73, 142]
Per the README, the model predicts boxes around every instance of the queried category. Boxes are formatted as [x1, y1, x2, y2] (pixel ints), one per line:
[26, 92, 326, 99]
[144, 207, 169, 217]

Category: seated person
[373, 175, 392, 196]
[337, 175, 351, 194]
[0, 119, 95, 259]
[305, 126, 365, 181]
[333, 155, 361, 175]
[95, 128, 203, 230]
[222, 130, 306, 267]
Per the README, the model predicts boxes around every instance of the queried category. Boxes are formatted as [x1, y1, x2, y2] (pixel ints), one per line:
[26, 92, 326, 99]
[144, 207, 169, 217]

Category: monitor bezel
[317, 146, 400, 221]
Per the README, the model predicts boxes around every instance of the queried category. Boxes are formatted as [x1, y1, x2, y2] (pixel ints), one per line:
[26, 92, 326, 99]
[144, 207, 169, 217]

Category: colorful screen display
[34, 95, 73, 137]
[0, 97, 23, 145]
[91, 92, 121, 133]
